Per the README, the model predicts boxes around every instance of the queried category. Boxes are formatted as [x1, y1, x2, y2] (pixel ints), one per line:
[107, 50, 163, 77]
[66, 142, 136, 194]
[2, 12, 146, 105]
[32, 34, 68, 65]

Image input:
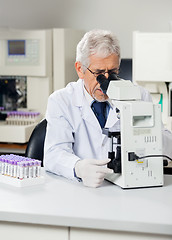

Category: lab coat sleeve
[139, 85, 172, 159]
[43, 91, 80, 180]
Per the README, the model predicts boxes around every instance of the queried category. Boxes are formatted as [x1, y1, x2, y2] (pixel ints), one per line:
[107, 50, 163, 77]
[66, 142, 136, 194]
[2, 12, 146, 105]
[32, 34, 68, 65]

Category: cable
[132, 154, 172, 167]
[137, 154, 172, 161]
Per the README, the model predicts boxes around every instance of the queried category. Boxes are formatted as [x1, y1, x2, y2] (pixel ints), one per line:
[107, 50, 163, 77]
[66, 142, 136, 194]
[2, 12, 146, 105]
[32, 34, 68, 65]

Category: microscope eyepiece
[96, 73, 120, 94]
[96, 74, 107, 84]
[108, 73, 119, 81]
[96, 74, 109, 94]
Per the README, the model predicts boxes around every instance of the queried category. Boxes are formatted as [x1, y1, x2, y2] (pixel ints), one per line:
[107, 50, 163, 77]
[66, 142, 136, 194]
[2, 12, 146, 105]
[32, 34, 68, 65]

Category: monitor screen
[8, 40, 25, 56]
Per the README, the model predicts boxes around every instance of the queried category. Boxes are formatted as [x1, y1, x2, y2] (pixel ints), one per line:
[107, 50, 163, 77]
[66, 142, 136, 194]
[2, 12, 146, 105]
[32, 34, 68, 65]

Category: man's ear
[75, 61, 84, 79]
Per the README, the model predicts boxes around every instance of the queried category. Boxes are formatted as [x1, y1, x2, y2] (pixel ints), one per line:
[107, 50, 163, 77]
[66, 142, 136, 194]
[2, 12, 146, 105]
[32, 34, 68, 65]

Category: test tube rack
[0, 154, 45, 187]
[0, 175, 45, 187]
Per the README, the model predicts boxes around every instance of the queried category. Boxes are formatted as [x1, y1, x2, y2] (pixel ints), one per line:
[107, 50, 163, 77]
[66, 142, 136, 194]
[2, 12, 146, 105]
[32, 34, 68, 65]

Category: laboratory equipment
[0, 28, 84, 143]
[0, 28, 52, 143]
[97, 74, 164, 189]
[0, 154, 44, 187]
[133, 31, 172, 131]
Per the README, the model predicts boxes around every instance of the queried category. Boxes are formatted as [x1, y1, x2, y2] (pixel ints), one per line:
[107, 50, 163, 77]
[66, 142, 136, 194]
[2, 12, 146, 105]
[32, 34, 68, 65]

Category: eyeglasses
[86, 67, 120, 78]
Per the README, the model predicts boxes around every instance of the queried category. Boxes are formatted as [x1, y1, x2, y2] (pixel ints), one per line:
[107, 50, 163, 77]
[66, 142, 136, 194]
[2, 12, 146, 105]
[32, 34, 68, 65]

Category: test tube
[23, 161, 29, 179]
[7, 159, 11, 176]
[28, 161, 33, 178]
[13, 160, 17, 178]
[1, 158, 5, 175]
[17, 161, 24, 180]
[4, 159, 8, 176]
[10, 160, 14, 177]
[33, 161, 37, 178]
[36, 160, 41, 177]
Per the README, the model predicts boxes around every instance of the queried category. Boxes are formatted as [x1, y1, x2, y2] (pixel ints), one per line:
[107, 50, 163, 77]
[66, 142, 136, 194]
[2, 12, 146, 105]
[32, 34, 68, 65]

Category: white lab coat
[44, 79, 172, 180]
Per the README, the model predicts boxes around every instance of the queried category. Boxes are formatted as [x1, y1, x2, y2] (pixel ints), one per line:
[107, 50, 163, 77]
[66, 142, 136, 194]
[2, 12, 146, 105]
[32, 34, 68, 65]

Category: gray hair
[76, 29, 121, 69]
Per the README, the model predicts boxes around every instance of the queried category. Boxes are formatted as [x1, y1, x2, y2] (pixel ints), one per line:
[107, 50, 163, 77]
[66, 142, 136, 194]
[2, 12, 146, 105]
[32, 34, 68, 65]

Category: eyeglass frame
[85, 66, 120, 78]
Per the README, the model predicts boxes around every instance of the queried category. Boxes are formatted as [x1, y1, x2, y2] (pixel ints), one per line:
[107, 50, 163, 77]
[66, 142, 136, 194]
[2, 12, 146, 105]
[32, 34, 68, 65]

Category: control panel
[0, 29, 52, 77]
[6, 39, 40, 66]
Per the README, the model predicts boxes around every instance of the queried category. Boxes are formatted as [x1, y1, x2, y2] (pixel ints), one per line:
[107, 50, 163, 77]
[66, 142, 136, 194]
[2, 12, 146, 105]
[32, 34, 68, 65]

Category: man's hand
[75, 158, 113, 188]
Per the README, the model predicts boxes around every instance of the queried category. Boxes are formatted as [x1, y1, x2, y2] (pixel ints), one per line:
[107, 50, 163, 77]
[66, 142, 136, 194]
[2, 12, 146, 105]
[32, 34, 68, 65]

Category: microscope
[97, 74, 164, 189]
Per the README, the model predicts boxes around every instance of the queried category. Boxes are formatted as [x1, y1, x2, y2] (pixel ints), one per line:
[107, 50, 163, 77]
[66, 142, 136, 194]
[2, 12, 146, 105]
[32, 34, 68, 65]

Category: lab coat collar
[72, 79, 85, 107]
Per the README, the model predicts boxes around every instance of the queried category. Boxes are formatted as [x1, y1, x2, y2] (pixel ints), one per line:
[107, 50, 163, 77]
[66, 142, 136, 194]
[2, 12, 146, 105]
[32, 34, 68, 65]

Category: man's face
[76, 54, 120, 102]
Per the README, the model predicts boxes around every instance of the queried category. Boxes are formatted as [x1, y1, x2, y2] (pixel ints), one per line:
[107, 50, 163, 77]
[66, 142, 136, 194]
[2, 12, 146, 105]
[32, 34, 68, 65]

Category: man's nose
[104, 72, 109, 79]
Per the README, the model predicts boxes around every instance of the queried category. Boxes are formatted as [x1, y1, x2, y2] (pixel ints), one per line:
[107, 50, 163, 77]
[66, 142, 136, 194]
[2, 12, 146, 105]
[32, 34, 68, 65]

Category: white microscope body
[105, 80, 163, 189]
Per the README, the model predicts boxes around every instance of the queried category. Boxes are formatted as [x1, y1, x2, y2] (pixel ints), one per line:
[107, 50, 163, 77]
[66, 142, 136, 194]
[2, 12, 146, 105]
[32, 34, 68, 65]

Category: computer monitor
[119, 58, 132, 81]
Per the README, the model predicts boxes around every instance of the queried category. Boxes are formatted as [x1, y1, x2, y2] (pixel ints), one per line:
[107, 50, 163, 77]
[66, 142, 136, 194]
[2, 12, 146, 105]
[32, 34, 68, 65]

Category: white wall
[0, 0, 172, 57]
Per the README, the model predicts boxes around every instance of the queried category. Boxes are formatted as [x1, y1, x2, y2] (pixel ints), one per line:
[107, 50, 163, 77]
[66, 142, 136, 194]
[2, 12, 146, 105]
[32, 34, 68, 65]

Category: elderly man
[44, 29, 172, 187]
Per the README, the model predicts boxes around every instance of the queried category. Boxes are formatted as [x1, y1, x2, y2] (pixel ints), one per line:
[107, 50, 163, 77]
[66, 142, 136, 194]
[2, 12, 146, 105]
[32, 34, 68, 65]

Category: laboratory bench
[0, 142, 27, 156]
[0, 169, 172, 240]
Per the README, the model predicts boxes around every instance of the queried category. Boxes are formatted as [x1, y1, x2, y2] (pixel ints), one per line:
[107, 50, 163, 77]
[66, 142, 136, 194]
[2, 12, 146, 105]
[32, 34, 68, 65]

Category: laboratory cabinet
[0, 222, 68, 240]
[0, 169, 172, 240]
[70, 228, 172, 240]
[1, 224, 171, 240]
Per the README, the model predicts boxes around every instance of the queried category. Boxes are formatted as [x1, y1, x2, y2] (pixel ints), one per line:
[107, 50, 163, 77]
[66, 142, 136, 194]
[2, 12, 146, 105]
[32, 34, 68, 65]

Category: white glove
[74, 158, 113, 188]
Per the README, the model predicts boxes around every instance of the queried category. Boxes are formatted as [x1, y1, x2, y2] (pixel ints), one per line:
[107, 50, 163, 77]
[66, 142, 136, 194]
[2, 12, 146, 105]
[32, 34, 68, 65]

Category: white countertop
[0, 169, 172, 236]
